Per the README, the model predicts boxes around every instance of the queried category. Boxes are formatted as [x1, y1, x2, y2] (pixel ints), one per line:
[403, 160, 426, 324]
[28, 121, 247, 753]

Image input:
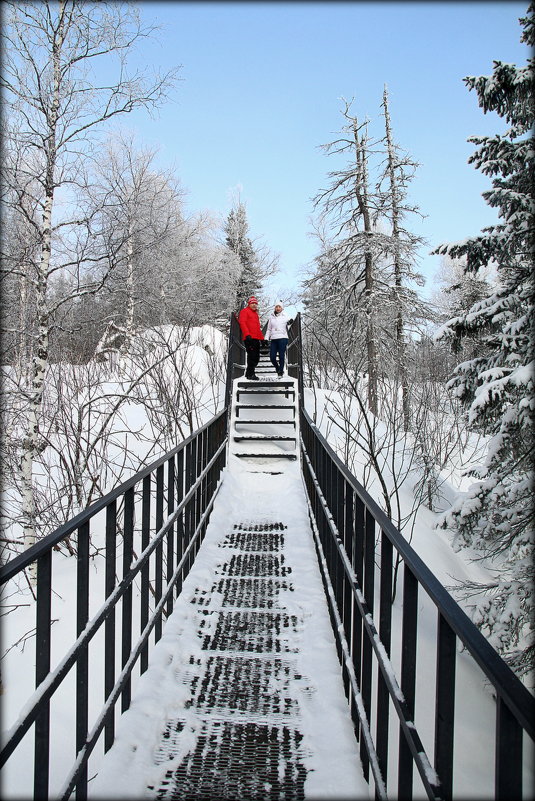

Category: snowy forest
[0, 0, 533, 716]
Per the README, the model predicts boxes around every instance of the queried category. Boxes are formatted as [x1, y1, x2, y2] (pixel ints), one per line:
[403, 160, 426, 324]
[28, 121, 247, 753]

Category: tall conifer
[224, 201, 262, 308]
[434, 4, 534, 679]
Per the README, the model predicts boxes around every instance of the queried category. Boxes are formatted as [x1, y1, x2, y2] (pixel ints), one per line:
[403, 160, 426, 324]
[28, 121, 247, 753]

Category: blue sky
[124, 1, 529, 302]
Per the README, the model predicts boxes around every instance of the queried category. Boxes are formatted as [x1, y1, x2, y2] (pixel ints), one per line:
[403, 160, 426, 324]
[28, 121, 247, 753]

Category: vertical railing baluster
[34, 551, 52, 801]
[199, 429, 207, 545]
[334, 470, 344, 617]
[495, 696, 523, 800]
[351, 493, 364, 738]
[166, 456, 175, 618]
[76, 520, 90, 800]
[398, 564, 418, 799]
[104, 500, 117, 751]
[121, 487, 134, 712]
[140, 477, 151, 674]
[332, 466, 343, 664]
[194, 435, 201, 552]
[187, 439, 196, 569]
[342, 480, 354, 698]
[175, 449, 184, 598]
[360, 508, 375, 781]
[185, 442, 192, 572]
[328, 451, 336, 588]
[155, 464, 164, 642]
[434, 612, 456, 801]
[377, 529, 393, 790]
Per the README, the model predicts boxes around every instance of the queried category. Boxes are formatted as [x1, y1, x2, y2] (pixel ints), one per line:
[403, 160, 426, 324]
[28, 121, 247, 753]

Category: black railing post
[495, 696, 523, 800]
[360, 508, 375, 781]
[155, 464, 164, 642]
[34, 550, 52, 801]
[121, 487, 134, 712]
[398, 564, 418, 799]
[166, 456, 175, 619]
[76, 520, 90, 800]
[342, 479, 354, 698]
[104, 499, 117, 751]
[140, 477, 151, 675]
[352, 492, 364, 712]
[377, 529, 393, 788]
[435, 612, 456, 801]
[175, 449, 185, 599]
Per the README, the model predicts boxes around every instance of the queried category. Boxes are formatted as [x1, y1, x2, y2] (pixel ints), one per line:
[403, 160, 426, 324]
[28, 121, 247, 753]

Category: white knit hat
[274, 300, 284, 308]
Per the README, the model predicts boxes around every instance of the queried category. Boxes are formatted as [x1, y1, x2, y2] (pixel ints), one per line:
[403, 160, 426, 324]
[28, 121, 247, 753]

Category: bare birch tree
[1, 0, 179, 550]
[89, 132, 184, 358]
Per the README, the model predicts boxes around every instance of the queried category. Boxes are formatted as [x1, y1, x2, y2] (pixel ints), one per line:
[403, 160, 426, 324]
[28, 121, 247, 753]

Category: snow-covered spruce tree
[433, 4, 534, 681]
[225, 200, 263, 308]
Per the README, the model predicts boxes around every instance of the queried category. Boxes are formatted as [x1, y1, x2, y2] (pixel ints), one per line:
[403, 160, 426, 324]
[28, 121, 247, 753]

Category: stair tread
[238, 388, 293, 394]
[235, 419, 296, 425]
[233, 435, 296, 441]
[237, 381, 294, 386]
[236, 403, 295, 409]
[234, 452, 298, 460]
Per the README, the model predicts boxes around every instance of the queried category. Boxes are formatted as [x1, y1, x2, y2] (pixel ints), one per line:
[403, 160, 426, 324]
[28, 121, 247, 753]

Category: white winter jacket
[266, 311, 291, 340]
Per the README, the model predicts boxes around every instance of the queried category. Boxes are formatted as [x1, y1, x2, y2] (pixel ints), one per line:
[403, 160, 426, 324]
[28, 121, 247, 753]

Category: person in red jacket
[238, 296, 264, 380]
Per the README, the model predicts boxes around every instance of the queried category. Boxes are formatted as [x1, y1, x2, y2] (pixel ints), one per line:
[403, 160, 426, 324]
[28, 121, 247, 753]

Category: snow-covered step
[237, 386, 294, 394]
[236, 382, 294, 390]
[235, 404, 295, 415]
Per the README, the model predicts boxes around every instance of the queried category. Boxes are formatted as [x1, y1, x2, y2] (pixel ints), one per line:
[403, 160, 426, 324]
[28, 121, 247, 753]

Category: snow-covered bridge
[1, 315, 533, 800]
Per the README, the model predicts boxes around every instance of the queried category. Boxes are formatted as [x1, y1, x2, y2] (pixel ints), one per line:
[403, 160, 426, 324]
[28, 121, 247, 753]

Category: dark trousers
[244, 338, 261, 378]
[270, 338, 288, 373]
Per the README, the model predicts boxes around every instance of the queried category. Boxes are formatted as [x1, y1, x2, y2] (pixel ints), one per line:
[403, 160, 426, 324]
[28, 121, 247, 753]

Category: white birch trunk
[120, 223, 135, 371]
[21, 229, 51, 552]
[21, 1, 65, 556]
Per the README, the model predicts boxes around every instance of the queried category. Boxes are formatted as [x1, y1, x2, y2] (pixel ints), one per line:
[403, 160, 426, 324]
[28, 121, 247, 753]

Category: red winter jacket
[238, 306, 264, 340]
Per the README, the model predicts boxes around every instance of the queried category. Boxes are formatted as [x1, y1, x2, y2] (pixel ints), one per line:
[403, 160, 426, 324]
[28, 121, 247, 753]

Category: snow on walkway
[91, 458, 369, 799]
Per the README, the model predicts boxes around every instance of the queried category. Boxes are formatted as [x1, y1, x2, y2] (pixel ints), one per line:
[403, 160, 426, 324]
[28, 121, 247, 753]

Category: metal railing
[286, 312, 304, 400]
[224, 311, 246, 407]
[0, 410, 227, 801]
[300, 407, 535, 800]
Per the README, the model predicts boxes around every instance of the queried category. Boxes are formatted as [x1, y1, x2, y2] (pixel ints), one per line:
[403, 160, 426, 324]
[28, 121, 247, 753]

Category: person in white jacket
[266, 301, 292, 377]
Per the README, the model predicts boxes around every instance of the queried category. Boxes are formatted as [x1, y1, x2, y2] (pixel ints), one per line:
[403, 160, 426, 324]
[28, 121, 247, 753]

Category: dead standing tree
[378, 86, 427, 431]
[1, 0, 179, 551]
[311, 100, 387, 416]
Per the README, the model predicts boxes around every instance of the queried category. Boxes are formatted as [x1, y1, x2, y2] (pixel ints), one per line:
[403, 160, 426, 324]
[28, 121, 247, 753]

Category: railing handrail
[0, 408, 227, 584]
[301, 407, 535, 740]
